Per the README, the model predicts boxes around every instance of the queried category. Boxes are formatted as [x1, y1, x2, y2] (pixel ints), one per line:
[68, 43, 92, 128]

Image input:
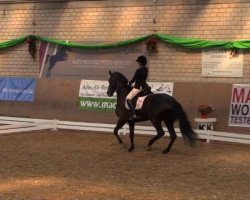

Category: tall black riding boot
[126, 99, 138, 120]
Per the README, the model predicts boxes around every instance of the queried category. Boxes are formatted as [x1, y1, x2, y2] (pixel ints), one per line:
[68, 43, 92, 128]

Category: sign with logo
[229, 84, 250, 127]
[0, 78, 36, 102]
[78, 80, 173, 112]
[198, 123, 214, 131]
[39, 42, 146, 80]
[78, 80, 116, 112]
[202, 48, 243, 77]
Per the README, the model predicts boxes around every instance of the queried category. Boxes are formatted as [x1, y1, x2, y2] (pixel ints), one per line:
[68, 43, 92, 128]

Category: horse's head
[107, 71, 129, 97]
[107, 71, 116, 97]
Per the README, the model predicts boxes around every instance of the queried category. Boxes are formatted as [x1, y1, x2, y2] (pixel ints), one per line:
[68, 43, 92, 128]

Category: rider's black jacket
[129, 66, 148, 89]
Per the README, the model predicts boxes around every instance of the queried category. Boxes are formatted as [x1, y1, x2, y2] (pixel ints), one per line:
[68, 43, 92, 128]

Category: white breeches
[126, 88, 141, 100]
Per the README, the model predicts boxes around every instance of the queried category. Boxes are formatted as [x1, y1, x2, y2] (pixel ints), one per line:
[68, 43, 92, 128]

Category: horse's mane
[114, 72, 128, 84]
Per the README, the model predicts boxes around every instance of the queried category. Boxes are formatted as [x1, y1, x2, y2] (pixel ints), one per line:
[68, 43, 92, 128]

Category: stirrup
[129, 114, 138, 120]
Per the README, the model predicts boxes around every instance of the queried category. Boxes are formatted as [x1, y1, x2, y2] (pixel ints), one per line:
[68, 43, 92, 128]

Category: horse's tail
[176, 103, 197, 146]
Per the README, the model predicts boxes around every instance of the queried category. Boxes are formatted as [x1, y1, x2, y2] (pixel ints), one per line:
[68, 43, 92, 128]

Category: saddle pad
[135, 96, 147, 110]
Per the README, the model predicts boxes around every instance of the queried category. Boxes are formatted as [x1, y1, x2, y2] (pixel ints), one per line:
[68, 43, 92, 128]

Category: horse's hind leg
[147, 120, 165, 151]
[46, 64, 53, 77]
[46, 68, 51, 77]
[162, 119, 177, 154]
[46, 58, 56, 77]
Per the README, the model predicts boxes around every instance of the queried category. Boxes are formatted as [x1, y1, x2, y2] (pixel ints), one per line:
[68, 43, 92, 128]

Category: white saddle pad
[135, 96, 147, 110]
[125, 96, 147, 110]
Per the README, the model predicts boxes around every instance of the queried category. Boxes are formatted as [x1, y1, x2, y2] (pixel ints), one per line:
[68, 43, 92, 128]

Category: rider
[126, 55, 148, 120]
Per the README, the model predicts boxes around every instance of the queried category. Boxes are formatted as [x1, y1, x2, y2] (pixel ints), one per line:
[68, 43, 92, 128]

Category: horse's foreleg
[113, 119, 126, 144]
[147, 120, 165, 151]
[128, 122, 135, 152]
[162, 120, 177, 154]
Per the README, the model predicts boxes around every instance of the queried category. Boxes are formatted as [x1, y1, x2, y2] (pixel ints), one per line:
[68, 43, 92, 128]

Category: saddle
[132, 86, 153, 110]
[138, 86, 153, 96]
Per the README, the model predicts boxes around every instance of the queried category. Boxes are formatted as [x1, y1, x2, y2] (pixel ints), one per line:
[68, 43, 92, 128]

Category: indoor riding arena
[0, 0, 249, 200]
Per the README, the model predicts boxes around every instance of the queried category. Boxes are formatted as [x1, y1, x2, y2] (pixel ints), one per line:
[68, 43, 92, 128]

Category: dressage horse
[107, 71, 197, 154]
[45, 45, 71, 77]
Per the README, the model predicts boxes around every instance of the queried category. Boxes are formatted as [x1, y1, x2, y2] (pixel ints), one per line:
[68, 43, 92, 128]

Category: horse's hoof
[116, 137, 123, 144]
[162, 149, 170, 154]
[118, 139, 123, 144]
[147, 146, 152, 151]
[128, 147, 134, 152]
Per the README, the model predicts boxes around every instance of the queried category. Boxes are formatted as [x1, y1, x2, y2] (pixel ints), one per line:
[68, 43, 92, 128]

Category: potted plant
[145, 37, 158, 54]
[27, 36, 37, 61]
[198, 104, 213, 118]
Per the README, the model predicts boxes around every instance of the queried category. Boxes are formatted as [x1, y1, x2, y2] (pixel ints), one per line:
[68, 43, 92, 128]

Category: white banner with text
[78, 80, 173, 112]
[202, 48, 243, 77]
[229, 84, 250, 127]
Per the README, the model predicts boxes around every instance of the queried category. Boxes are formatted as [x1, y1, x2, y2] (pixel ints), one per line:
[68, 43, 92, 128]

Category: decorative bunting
[0, 34, 249, 54]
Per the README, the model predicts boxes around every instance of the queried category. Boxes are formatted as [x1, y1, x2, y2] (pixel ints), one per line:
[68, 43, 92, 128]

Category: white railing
[0, 117, 57, 135]
[0, 116, 249, 144]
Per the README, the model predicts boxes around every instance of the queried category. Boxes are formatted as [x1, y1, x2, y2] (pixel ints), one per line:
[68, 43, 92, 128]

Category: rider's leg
[126, 99, 137, 120]
[126, 88, 140, 120]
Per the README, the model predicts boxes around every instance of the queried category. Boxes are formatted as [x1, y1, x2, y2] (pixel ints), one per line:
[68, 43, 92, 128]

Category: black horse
[107, 71, 197, 154]
[45, 45, 71, 77]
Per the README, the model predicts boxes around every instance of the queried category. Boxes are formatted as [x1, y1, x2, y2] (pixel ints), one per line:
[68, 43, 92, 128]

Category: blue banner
[0, 77, 36, 102]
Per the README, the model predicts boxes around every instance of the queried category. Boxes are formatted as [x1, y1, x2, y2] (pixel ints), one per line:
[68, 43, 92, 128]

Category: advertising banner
[202, 48, 243, 77]
[39, 42, 146, 80]
[0, 77, 36, 102]
[78, 80, 173, 112]
[229, 84, 250, 127]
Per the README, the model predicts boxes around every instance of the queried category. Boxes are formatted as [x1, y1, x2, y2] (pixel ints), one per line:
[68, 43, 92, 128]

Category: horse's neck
[116, 86, 130, 104]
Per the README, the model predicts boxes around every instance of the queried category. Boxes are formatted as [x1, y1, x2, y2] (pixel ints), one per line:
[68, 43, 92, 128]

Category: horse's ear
[109, 70, 113, 76]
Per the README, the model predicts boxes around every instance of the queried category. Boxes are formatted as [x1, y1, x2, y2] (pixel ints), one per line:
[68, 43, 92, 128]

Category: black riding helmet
[136, 55, 147, 66]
